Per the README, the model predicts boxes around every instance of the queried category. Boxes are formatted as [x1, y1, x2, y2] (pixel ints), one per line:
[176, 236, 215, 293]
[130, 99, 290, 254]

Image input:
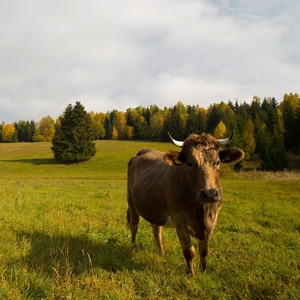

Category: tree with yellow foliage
[242, 119, 256, 160]
[39, 116, 55, 141]
[90, 112, 105, 139]
[213, 121, 227, 139]
[1, 122, 16, 142]
[112, 126, 118, 140]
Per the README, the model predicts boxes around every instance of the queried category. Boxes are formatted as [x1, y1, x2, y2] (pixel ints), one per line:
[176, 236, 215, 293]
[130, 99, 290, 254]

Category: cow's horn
[218, 130, 235, 145]
[168, 132, 184, 147]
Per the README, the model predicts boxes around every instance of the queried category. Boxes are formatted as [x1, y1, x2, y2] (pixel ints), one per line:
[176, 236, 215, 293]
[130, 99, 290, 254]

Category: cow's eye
[186, 161, 193, 168]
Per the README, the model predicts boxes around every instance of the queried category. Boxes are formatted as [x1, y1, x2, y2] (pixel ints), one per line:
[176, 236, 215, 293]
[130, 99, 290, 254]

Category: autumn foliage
[1, 93, 299, 170]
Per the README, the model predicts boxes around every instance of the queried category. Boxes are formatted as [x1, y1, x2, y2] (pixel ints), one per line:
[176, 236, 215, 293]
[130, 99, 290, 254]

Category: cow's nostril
[200, 190, 208, 198]
[199, 189, 219, 203]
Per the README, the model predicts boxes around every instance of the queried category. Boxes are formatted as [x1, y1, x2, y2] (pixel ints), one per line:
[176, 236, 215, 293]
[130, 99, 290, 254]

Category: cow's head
[163, 131, 244, 204]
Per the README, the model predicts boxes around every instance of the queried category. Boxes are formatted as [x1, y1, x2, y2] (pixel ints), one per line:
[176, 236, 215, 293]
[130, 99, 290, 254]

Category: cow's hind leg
[126, 207, 139, 251]
[152, 225, 164, 254]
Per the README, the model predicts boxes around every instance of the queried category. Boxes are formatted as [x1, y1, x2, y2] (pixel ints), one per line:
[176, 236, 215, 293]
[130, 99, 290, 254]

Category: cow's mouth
[198, 188, 220, 203]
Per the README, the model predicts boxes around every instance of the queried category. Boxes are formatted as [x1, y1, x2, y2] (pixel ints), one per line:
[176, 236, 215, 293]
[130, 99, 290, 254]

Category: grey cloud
[0, 0, 299, 122]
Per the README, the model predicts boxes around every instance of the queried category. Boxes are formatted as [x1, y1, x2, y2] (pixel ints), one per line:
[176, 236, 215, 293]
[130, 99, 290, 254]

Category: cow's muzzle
[198, 189, 220, 203]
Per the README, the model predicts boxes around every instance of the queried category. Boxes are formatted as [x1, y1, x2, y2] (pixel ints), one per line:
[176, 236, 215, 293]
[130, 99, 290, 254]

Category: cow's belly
[137, 209, 170, 227]
[131, 182, 170, 226]
[139, 213, 176, 228]
[163, 216, 176, 228]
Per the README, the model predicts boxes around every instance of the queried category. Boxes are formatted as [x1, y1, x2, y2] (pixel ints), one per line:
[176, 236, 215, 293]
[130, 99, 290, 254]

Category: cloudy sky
[0, 0, 299, 123]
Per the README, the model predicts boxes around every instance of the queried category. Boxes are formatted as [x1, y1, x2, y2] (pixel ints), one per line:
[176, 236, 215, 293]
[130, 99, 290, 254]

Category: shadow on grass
[1, 158, 56, 165]
[16, 230, 143, 276]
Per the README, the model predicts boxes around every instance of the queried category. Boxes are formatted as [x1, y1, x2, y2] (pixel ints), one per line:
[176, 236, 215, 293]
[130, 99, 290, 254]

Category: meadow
[0, 141, 299, 299]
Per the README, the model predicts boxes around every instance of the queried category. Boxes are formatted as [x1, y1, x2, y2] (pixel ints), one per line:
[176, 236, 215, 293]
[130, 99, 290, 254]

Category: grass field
[0, 141, 299, 299]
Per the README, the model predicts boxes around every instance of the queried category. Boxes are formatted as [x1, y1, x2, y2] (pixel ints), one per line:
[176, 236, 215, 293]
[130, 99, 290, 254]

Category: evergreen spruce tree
[51, 101, 96, 163]
[280, 93, 300, 154]
[185, 106, 198, 135]
[186, 105, 206, 135]
[282, 100, 296, 152]
[258, 125, 288, 171]
[206, 104, 221, 134]
[262, 97, 279, 133]
[295, 106, 300, 154]
[164, 106, 186, 140]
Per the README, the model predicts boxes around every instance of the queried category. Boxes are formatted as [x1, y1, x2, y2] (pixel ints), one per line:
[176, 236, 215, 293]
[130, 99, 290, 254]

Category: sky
[0, 0, 299, 123]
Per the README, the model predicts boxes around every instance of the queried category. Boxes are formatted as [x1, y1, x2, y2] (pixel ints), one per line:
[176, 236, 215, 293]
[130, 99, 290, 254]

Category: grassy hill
[0, 141, 299, 299]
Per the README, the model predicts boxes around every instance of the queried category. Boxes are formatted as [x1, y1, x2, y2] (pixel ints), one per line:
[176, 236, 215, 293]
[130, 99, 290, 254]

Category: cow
[126, 131, 244, 275]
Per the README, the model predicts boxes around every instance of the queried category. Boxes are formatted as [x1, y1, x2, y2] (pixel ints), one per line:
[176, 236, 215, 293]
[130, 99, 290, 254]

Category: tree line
[1, 93, 300, 170]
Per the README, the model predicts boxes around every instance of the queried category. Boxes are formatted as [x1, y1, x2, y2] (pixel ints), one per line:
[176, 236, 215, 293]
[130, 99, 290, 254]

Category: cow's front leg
[152, 225, 165, 254]
[199, 226, 214, 271]
[175, 226, 195, 275]
[199, 239, 208, 271]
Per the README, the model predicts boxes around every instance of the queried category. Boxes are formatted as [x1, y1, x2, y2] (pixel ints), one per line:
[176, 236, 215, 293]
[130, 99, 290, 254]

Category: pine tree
[295, 106, 300, 154]
[206, 102, 235, 134]
[258, 125, 288, 171]
[51, 101, 96, 163]
[16, 120, 31, 142]
[164, 105, 186, 140]
[104, 110, 119, 139]
[262, 97, 279, 133]
[280, 93, 300, 154]
[206, 104, 221, 134]
[186, 105, 206, 135]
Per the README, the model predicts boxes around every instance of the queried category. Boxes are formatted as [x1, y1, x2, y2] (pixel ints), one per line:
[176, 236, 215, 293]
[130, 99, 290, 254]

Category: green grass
[0, 141, 299, 299]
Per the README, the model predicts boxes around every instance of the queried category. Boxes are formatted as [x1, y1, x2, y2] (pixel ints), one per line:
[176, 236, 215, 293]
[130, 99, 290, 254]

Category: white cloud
[0, 0, 299, 122]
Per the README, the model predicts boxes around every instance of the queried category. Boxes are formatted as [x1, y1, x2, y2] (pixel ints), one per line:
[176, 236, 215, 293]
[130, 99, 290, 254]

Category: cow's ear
[219, 147, 245, 164]
[163, 150, 183, 166]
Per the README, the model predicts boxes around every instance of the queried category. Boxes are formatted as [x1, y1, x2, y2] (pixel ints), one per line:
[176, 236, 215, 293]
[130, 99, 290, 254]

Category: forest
[1, 93, 300, 171]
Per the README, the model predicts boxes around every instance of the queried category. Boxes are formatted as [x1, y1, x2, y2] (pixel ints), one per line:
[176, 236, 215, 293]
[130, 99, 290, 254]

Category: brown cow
[126, 131, 244, 275]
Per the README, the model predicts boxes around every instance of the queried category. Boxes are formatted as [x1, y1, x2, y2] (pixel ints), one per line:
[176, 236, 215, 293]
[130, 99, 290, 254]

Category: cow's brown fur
[127, 133, 244, 275]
